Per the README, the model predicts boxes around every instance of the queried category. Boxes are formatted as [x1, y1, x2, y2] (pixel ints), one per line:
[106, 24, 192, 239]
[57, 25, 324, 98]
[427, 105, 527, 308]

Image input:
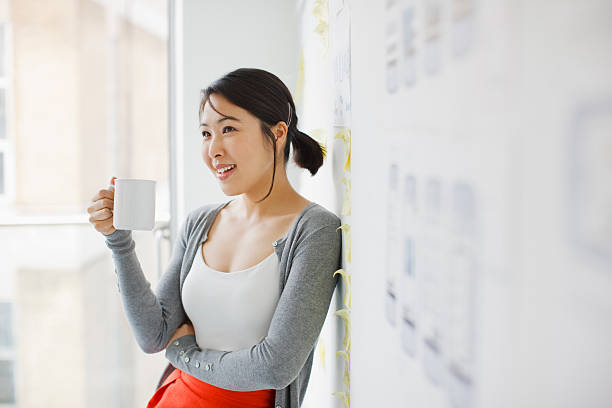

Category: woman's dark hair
[199, 68, 324, 202]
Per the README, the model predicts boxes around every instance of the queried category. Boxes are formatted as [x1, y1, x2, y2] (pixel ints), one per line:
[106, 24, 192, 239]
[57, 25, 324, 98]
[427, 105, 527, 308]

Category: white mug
[111, 179, 156, 231]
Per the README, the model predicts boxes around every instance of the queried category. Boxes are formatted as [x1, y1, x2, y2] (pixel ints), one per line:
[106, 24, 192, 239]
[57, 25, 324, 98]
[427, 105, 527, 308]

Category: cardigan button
[195, 361, 200, 368]
[173, 341, 179, 346]
[272, 241, 278, 247]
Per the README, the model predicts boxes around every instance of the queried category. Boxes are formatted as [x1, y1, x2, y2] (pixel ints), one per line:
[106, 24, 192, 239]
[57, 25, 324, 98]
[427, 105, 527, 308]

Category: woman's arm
[104, 216, 192, 354]
[165, 219, 342, 391]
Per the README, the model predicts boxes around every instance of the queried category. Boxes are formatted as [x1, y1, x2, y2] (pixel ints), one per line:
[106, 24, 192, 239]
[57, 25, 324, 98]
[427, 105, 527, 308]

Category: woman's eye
[201, 127, 234, 138]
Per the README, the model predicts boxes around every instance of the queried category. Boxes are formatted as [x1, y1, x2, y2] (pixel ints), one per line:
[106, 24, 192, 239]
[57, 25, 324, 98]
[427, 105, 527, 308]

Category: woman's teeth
[218, 164, 236, 173]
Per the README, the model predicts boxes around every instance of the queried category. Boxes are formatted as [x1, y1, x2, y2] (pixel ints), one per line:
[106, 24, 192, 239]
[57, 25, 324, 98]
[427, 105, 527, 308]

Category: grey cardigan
[103, 199, 342, 408]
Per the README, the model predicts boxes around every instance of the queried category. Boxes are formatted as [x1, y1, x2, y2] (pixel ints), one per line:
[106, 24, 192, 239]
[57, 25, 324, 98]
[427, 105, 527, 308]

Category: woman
[87, 68, 343, 408]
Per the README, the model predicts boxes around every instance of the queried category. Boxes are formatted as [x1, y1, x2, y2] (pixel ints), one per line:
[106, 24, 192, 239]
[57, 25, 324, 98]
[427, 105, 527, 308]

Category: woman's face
[199, 93, 284, 197]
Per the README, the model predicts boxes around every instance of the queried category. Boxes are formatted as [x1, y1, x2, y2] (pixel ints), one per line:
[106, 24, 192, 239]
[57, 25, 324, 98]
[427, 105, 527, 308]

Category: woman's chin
[219, 184, 239, 195]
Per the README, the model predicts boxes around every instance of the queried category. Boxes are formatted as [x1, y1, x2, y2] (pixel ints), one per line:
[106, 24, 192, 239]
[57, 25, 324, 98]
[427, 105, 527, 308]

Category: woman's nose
[207, 134, 223, 158]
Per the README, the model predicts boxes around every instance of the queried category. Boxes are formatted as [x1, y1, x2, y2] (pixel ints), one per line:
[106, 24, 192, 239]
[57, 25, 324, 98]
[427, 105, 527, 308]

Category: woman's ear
[273, 121, 288, 141]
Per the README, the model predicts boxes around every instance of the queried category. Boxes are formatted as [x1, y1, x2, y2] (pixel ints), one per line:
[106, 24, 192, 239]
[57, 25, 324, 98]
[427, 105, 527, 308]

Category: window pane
[2, 1, 171, 406]
[0, 360, 15, 403]
[0, 24, 4, 77]
[0, 152, 4, 195]
[0, 302, 11, 347]
[0, 89, 5, 139]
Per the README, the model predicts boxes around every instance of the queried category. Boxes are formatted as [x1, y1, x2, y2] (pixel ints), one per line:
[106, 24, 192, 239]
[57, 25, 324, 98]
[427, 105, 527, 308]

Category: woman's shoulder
[290, 203, 342, 254]
[180, 200, 341, 240]
[178, 201, 226, 237]
[300, 202, 342, 232]
[187, 201, 224, 222]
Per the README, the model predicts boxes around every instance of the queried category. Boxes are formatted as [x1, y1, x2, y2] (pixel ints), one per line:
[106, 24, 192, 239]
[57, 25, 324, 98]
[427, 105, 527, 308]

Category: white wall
[174, 0, 301, 223]
[350, 1, 612, 407]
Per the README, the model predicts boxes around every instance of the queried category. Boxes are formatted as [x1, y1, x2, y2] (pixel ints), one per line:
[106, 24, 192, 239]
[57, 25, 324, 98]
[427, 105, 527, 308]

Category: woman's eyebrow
[200, 116, 240, 127]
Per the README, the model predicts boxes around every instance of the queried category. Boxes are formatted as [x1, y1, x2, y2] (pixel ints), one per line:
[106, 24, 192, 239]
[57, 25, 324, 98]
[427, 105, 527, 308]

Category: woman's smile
[216, 164, 237, 180]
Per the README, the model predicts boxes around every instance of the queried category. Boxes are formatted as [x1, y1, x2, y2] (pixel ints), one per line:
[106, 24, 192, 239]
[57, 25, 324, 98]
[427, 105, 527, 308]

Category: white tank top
[181, 245, 281, 352]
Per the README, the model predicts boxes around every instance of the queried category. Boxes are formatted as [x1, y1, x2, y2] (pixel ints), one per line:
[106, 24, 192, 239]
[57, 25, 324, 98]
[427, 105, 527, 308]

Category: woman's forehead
[200, 94, 250, 123]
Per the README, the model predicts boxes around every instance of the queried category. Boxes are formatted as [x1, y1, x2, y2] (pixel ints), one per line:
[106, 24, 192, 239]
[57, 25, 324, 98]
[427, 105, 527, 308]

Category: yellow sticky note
[340, 177, 351, 216]
[317, 337, 326, 369]
[345, 148, 351, 171]
[313, 0, 329, 57]
[334, 128, 351, 172]
[333, 268, 351, 309]
[332, 391, 349, 408]
[342, 363, 350, 391]
[314, 20, 328, 36]
[336, 349, 351, 390]
[312, 0, 328, 18]
[336, 350, 351, 391]
[337, 224, 351, 264]
[347, 275, 352, 308]
[336, 349, 350, 368]
[334, 307, 351, 351]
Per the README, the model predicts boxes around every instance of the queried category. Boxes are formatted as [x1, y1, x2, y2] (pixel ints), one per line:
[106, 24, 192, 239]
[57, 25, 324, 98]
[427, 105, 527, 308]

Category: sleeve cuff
[165, 334, 198, 364]
[104, 229, 134, 254]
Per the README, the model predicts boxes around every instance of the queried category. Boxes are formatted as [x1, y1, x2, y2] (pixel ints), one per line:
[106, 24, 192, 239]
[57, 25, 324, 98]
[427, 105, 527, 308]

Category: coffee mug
[111, 179, 156, 231]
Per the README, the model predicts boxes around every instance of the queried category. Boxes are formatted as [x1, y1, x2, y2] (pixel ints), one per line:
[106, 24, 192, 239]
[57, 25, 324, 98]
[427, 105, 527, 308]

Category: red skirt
[146, 367, 276, 408]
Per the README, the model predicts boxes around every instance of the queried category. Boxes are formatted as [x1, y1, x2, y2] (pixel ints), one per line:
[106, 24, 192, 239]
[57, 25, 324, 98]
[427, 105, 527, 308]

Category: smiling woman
[198, 68, 325, 203]
[101, 67, 342, 408]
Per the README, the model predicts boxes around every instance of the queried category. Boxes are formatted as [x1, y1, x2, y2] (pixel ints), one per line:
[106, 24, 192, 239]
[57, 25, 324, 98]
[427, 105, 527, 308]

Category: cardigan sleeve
[164, 219, 342, 391]
[103, 215, 192, 354]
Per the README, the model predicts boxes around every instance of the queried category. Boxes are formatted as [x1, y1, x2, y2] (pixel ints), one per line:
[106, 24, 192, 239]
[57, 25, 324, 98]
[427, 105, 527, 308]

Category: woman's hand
[87, 176, 118, 236]
[166, 322, 195, 349]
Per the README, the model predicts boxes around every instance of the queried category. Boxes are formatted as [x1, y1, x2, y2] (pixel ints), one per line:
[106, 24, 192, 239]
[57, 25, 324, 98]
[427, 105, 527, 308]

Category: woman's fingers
[87, 179, 118, 237]
[98, 197, 114, 211]
[165, 323, 196, 349]
[86, 197, 114, 215]
[90, 190, 113, 204]
[89, 207, 113, 221]
[96, 218, 116, 236]
[94, 197, 114, 211]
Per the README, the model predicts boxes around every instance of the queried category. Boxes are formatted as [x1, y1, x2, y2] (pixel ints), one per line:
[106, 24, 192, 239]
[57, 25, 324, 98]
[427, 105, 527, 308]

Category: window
[0, 302, 11, 347]
[0, 22, 10, 202]
[0, 360, 15, 404]
[0, 3, 170, 405]
[0, 89, 6, 140]
[0, 301, 14, 404]
[0, 152, 4, 195]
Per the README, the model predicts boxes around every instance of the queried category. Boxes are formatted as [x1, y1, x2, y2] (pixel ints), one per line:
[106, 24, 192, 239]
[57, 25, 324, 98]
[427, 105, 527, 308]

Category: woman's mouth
[216, 164, 236, 181]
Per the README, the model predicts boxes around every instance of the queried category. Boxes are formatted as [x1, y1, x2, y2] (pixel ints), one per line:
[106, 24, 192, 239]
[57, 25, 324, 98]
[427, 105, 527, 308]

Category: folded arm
[104, 217, 191, 354]
[165, 221, 342, 391]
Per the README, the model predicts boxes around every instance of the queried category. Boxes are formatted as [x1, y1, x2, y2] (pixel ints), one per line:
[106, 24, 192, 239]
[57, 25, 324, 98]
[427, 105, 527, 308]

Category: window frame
[0, 20, 16, 408]
[0, 21, 14, 205]
[0, 300, 15, 407]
